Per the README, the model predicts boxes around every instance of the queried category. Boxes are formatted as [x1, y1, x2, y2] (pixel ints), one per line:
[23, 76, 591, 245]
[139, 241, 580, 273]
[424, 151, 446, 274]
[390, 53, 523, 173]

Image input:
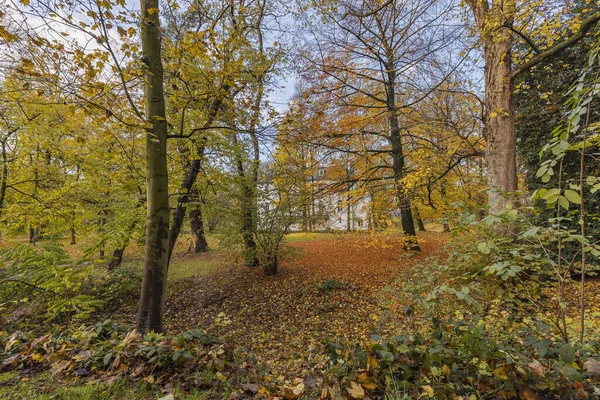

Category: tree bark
[29, 227, 40, 244]
[482, 30, 518, 210]
[168, 156, 201, 261]
[137, 0, 170, 334]
[108, 247, 125, 271]
[414, 206, 426, 232]
[263, 254, 278, 276]
[188, 187, 208, 253]
[386, 68, 420, 251]
[466, 1, 518, 212]
[70, 226, 76, 245]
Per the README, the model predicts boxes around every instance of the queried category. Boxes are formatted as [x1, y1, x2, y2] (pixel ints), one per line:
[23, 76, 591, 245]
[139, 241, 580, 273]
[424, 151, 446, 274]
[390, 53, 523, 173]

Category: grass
[0, 372, 215, 400]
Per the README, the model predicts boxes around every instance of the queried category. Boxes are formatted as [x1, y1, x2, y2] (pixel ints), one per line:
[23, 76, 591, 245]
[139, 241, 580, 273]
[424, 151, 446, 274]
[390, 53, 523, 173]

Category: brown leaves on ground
[162, 232, 446, 376]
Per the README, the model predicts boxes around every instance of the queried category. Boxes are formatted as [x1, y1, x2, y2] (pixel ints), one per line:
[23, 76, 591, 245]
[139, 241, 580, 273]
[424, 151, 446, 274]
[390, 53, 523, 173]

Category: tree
[465, 0, 600, 211]
[136, 0, 170, 333]
[299, 0, 463, 250]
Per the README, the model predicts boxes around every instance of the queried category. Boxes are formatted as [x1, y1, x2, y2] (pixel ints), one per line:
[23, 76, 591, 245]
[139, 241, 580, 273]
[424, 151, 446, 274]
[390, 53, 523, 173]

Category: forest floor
[118, 230, 448, 377]
[3, 230, 600, 399]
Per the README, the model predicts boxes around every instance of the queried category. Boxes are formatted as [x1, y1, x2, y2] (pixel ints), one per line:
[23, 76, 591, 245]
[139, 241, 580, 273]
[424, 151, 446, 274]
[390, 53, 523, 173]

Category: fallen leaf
[347, 381, 364, 399]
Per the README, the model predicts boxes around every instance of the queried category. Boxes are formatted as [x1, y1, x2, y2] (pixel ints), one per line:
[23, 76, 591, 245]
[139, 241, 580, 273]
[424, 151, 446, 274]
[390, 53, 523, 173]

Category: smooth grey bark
[136, 0, 170, 334]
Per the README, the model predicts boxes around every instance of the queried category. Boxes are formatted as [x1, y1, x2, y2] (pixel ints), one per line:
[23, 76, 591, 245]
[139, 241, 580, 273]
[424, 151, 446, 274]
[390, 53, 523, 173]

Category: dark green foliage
[515, 6, 600, 273]
[324, 317, 599, 399]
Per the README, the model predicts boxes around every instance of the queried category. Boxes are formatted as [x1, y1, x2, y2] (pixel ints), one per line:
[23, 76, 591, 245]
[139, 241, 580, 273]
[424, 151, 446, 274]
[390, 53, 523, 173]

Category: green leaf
[558, 195, 569, 210]
[559, 343, 576, 364]
[103, 352, 113, 366]
[562, 365, 582, 382]
[477, 242, 490, 255]
[563, 189, 581, 204]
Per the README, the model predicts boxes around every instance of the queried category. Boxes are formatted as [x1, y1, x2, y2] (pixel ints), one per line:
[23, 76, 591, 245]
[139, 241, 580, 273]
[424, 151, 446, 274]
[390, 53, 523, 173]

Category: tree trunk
[107, 218, 139, 273]
[188, 189, 208, 253]
[467, 2, 518, 212]
[387, 98, 419, 250]
[137, 0, 170, 334]
[482, 31, 517, 210]
[384, 54, 420, 251]
[232, 130, 259, 267]
[99, 213, 106, 258]
[167, 89, 227, 262]
[168, 157, 201, 261]
[240, 194, 259, 266]
[70, 226, 76, 245]
[108, 247, 125, 272]
[29, 227, 39, 244]
[263, 254, 278, 276]
[414, 207, 426, 232]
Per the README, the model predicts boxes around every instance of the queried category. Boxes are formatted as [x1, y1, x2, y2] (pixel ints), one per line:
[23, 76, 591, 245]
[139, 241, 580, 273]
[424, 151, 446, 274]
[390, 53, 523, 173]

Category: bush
[0, 243, 102, 328]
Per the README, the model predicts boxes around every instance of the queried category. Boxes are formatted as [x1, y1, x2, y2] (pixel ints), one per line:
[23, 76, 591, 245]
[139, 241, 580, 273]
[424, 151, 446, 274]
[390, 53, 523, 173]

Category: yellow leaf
[442, 364, 451, 376]
[422, 385, 435, 398]
[494, 365, 509, 380]
[347, 381, 364, 399]
[216, 372, 226, 382]
[293, 382, 305, 396]
[358, 372, 377, 390]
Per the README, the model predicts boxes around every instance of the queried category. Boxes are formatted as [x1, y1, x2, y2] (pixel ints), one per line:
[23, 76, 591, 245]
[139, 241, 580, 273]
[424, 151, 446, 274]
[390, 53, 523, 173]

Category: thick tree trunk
[188, 188, 208, 253]
[467, 2, 518, 212]
[137, 0, 170, 334]
[232, 131, 259, 267]
[388, 107, 419, 250]
[482, 31, 518, 210]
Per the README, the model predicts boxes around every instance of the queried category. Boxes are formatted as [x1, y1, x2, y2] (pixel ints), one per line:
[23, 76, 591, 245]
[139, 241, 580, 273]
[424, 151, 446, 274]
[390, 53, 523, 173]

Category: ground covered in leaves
[142, 232, 446, 377]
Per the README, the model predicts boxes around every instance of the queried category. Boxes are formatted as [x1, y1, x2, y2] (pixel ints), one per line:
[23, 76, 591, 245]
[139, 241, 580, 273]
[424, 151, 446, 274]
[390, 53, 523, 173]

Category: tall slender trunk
[168, 156, 201, 261]
[137, 0, 170, 334]
[0, 140, 7, 241]
[381, 46, 420, 251]
[70, 226, 76, 245]
[389, 116, 419, 250]
[99, 211, 107, 258]
[168, 90, 226, 263]
[232, 132, 259, 266]
[188, 187, 208, 253]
